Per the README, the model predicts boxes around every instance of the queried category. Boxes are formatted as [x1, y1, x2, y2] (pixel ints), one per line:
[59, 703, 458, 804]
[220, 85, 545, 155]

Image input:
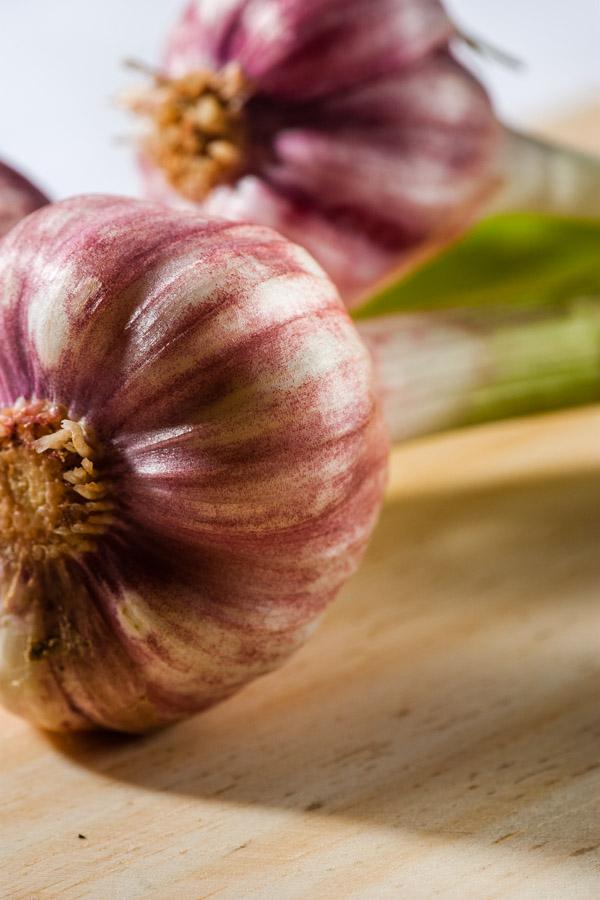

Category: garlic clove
[302, 54, 500, 225]
[0, 611, 86, 731]
[0, 556, 162, 733]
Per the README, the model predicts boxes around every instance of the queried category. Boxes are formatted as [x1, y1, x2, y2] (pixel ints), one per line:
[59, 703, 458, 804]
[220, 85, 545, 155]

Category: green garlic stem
[443, 128, 600, 431]
[361, 299, 600, 443]
[457, 299, 600, 428]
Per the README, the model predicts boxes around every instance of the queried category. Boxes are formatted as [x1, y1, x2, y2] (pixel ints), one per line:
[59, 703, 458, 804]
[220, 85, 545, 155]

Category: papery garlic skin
[0, 161, 48, 239]
[132, 0, 498, 304]
[0, 196, 387, 732]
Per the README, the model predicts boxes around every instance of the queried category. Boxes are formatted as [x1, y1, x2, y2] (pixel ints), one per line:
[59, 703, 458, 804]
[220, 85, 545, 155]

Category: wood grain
[3, 110, 600, 899]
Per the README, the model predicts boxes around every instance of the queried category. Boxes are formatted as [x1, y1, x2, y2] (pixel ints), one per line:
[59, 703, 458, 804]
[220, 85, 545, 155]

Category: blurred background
[0, 0, 598, 200]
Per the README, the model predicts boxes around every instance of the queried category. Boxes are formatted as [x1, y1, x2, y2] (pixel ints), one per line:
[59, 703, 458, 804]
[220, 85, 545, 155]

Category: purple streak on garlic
[0, 161, 48, 239]
[128, 0, 499, 304]
[0, 195, 388, 732]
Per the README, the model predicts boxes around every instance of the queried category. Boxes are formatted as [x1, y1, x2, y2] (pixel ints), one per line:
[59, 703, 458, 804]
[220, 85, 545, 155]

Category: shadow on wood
[47, 465, 600, 858]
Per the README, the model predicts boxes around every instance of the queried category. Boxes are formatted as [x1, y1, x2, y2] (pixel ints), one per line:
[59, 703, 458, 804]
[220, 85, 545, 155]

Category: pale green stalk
[358, 298, 600, 443]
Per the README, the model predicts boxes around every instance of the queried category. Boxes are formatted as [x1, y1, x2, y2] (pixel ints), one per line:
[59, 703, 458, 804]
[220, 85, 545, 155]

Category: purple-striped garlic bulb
[0, 195, 387, 733]
[0, 160, 48, 240]
[125, 0, 499, 304]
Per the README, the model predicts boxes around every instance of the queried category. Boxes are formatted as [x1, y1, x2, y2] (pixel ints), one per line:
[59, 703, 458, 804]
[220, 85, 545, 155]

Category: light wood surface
[3, 112, 600, 899]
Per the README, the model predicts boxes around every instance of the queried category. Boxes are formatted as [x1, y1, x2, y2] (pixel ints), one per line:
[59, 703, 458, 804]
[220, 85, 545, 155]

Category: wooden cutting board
[3, 115, 600, 900]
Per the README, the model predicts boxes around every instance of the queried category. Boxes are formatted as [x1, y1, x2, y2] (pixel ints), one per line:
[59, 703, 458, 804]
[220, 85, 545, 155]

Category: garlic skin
[0, 195, 388, 732]
[0, 161, 48, 239]
[131, 0, 499, 304]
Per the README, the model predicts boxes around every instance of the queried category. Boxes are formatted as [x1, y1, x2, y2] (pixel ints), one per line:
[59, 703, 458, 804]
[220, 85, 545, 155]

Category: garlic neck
[127, 62, 248, 202]
[0, 400, 113, 606]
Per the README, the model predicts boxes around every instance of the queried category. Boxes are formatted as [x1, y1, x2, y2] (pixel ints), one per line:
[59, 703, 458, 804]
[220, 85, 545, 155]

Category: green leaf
[352, 213, 600, 320]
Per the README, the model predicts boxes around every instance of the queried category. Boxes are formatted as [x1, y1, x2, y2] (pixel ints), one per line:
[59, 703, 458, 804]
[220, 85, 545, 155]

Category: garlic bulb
[0, 161, 48, 239]
[126, 0, 499, 304]
[0, 195, 387, 732]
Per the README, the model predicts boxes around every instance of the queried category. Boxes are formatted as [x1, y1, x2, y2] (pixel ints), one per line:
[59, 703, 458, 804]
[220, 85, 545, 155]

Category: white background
[0, 0, 598, 200]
